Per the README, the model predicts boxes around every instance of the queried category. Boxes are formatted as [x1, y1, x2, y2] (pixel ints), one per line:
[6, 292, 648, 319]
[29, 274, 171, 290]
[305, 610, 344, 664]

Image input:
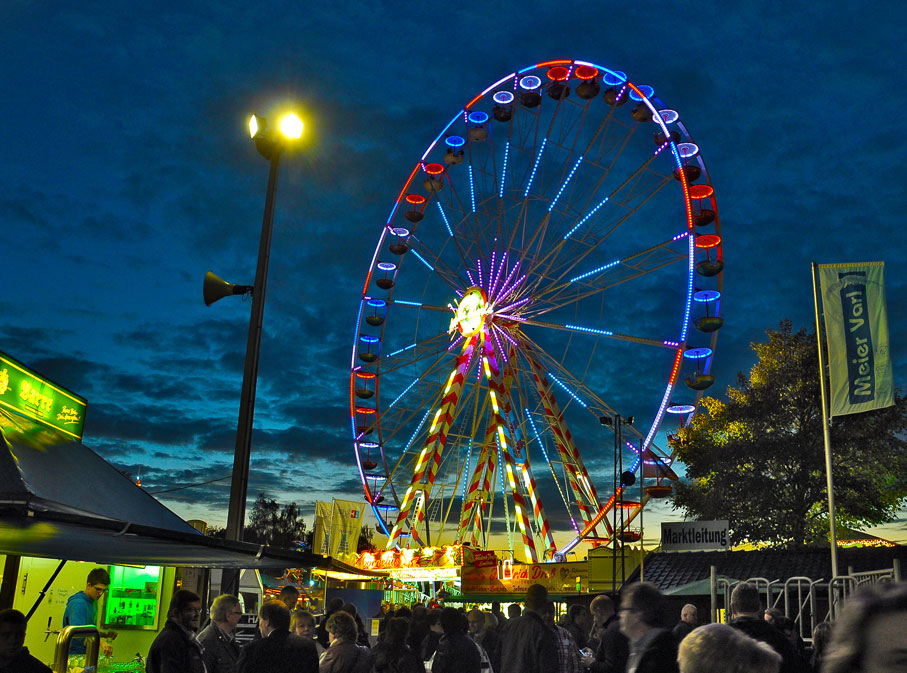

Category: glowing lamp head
[448, 287, 489, 337]
[279, 113, 304, 139]
[249, 114, 265, 139]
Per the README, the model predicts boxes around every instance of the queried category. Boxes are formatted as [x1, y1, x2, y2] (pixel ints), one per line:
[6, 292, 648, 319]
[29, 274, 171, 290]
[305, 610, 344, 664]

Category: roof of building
[632, 546, 907, 593]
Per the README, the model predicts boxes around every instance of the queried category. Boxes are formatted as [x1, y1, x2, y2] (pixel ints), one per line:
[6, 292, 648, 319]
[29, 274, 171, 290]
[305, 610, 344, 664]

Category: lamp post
[211, 112, 303, 594]
[600, 413, 633, 589]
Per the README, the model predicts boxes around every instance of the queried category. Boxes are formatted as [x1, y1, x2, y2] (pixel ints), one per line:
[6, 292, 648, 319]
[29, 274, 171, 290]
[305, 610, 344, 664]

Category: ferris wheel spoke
[512, 338, 606, 538]
[519, 319, 681, 352]
[523, 161, 675, 301]
[516, 332, 647, 443]
[436, 172, 491, 267]
[527, 233, 689, 313]
[404, 235, 466, 291]
[377, 331, 451, 376]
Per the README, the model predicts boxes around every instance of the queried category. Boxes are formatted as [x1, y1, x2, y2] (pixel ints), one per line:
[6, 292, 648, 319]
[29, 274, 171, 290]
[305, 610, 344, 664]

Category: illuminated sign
[0, 351, 87, 440]
[461, 560, 588, 595]
[355, 544, 466, 580]
[449, 287, 488, 337]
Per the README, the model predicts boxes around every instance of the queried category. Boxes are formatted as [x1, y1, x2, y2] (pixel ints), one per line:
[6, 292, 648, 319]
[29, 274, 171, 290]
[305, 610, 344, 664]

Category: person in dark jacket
[728, 583, 803, 673]
[237, 600, 318, 673]
[564, 604, 591, 651]
[0, 609, 52, 673]
[499, 584, 558, 673]
[432, 608, 481, 673]
[671, 604, 697, 644]
[320, 610, 372, 673]
[617, 582, 678, 673]
[813, 581, 907, 673]
[371, 617, 422, 673]
[468, 609, 501, 672]
[197, 594, 243, 673]
[406, 604, 430, 654]
[420, 609, 443, 661]
[582, 594, 629, 673]
[146, 589, 206, 673]
[341, 604, 371, 649]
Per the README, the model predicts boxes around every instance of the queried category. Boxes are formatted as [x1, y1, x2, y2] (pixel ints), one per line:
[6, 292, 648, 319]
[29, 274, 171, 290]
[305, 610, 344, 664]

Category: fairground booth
[347, 542, 645, 608]
[0, 351, 365, 672]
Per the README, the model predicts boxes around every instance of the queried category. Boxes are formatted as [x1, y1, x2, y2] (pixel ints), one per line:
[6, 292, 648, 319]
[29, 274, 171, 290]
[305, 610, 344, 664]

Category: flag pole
[812, 261, 840, 579]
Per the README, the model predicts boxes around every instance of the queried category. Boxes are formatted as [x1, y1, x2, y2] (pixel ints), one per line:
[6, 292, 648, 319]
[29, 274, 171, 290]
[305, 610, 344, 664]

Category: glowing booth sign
[0, 351, 87, 440]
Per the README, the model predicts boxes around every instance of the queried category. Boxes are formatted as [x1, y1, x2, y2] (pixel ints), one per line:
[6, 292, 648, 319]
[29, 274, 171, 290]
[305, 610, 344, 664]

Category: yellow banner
[330, 499, 364, 557]
[313, 501, 333, 555]
[819, 262, 894, 416]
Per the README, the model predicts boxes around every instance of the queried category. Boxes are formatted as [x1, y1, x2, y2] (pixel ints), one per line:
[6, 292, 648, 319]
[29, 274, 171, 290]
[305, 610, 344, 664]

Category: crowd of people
[4, 574, 903, 673]
[139, 579, 906, 673]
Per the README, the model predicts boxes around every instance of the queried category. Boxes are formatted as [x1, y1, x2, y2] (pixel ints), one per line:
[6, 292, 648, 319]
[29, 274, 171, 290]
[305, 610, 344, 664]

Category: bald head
[681, 604, 697, 624]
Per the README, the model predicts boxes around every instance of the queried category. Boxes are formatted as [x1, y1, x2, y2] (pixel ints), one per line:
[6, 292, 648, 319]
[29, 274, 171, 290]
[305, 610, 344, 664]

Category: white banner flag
[819, 262, 893, 416]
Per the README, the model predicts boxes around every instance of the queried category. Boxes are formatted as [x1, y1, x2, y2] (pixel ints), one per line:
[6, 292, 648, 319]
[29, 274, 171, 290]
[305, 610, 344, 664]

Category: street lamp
[206, 112, 303, 591]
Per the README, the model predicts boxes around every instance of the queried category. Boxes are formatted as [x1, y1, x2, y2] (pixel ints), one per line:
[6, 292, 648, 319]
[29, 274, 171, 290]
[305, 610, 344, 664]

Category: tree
[244, 492, 309, 549]
[357, 525, 375, 552]
[670, 320, 907, 547]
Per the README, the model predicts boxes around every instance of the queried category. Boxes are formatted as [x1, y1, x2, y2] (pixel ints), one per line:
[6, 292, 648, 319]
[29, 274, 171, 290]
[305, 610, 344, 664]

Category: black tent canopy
[0, 408, 363, 573]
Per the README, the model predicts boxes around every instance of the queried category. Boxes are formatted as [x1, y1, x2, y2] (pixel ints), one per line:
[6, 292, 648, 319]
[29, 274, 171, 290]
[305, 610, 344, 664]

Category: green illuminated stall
[101, 565, 163, 630]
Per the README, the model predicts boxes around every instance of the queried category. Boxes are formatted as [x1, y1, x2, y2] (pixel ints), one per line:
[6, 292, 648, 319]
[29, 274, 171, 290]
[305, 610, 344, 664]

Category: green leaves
[669, 321, 907, 547]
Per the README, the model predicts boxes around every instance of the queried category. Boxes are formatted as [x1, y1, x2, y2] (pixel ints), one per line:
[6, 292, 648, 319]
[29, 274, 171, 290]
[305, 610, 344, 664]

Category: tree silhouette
[670, 320, 907, 546]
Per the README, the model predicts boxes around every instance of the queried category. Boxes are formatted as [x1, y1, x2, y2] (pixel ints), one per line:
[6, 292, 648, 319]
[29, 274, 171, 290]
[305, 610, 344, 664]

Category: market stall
[0, 353, 365, 671]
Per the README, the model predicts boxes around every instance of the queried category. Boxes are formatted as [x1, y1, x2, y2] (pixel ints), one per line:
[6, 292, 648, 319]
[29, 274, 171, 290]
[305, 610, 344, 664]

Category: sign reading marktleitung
[660, 520, 729, 551]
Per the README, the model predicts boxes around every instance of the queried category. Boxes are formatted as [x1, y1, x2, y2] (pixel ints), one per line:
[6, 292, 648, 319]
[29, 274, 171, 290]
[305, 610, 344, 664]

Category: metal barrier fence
[710, 559, 901, 643]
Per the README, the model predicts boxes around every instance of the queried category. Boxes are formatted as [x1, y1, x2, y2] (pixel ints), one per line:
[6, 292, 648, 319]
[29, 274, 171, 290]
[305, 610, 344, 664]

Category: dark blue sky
[3, 2, 905, 546]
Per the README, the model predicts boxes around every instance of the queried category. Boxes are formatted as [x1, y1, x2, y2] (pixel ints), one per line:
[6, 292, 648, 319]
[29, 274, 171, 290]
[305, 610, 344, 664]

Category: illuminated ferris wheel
[349, 59, 723, 562]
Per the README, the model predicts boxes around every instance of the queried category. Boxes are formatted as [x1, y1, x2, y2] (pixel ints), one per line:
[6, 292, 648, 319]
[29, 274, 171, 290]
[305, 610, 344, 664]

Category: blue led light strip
[524, 138, 548, 198]
[436, 202, 454, 237]
[548, 373, 588, 408]
[525, 410, 550, 464]
[499, 142, 510, 198]
[410, 248, 435, 272]
[680, 234, 695, 342]
[406, 408, 433, 451]
[388, 377, 420, 409]
[565, 324, 613, 336]
[468, 165, 477, 213]
[394, 300, 422, 307]
[569, 259, 620, 283]
[563, 196, 610, 240]
[549, 155, 584, 212]
[462, 438, 473, 500]
[526, 409, 580, 534]
[386, 343, 416, 358]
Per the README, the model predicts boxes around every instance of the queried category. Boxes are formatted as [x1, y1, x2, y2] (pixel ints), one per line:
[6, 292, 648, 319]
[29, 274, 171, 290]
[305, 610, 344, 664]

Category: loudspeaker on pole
[203, 271, 253, 306]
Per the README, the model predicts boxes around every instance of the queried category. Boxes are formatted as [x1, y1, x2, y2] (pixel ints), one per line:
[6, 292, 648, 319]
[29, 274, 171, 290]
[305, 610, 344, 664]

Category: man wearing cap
[499, 584, 558, 673]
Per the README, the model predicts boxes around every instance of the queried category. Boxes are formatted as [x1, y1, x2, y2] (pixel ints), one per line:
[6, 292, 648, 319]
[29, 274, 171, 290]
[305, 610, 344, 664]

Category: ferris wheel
[349, 59, 723, 562]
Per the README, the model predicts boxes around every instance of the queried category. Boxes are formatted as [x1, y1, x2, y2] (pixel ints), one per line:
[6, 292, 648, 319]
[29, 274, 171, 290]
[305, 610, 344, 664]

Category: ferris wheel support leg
[387, 336, 478, 548]
[457, 424, 498, 545]
[482, 333, 538, 562]
[524, 349, 603, 539]
[496, 354, 557, 559]
[520, 459, 557, 558]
